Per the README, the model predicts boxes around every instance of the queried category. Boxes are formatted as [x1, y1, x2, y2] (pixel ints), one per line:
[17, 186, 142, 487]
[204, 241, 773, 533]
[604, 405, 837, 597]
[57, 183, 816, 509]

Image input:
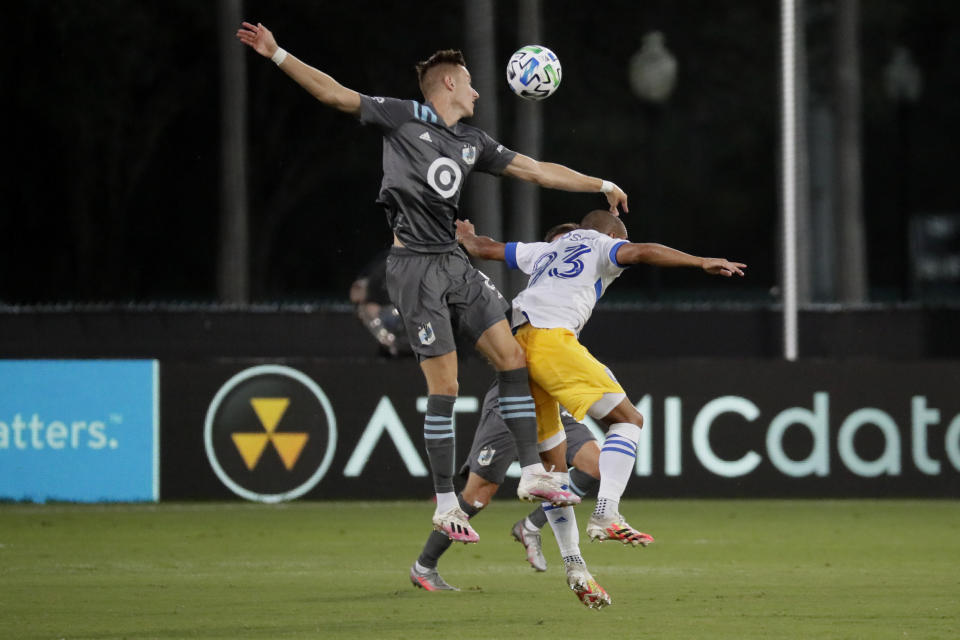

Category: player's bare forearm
[236, 21, 361, 115]
[455, 219, 506, 261]
[616, 243, 746, 277]
[502, 154, 628, 214]
[616, 243, 699, 268]
[280, 56, 362, 114]
[503, 157, 595, 191]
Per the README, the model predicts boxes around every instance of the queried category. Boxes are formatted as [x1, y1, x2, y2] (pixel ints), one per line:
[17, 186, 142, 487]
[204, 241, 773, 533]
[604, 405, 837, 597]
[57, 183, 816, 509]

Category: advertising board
[159, 358, 960, 500]
[0, 360, 158, 502]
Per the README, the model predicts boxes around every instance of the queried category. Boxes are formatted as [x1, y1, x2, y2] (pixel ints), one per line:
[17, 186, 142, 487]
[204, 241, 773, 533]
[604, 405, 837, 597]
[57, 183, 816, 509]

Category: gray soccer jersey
[359, 94, 517, 253]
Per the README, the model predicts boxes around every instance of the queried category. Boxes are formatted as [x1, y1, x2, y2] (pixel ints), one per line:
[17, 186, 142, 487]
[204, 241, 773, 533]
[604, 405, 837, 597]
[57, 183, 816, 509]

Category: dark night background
[2, 0, 958, 306]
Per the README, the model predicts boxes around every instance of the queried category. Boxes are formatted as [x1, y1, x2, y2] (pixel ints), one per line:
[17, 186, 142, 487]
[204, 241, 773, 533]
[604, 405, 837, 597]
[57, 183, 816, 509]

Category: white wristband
[271, 47, 288, 66]
[600, 179, 615, 194]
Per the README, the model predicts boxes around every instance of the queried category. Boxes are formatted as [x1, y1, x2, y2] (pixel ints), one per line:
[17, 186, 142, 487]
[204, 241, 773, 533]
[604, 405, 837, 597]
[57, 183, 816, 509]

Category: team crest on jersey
[477, 446, 495, 466]
[461, 144, 477, 165]
[418, 322, 436, 345]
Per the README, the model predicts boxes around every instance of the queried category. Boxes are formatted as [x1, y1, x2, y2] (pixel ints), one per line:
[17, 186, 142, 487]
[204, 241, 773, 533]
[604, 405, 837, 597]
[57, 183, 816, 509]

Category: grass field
[1, 499, 957, 639]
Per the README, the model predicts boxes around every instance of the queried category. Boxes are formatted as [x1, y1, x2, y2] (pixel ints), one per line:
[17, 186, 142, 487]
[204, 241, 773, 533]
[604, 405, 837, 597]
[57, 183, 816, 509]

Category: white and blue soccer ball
[506, 45, 562, 100]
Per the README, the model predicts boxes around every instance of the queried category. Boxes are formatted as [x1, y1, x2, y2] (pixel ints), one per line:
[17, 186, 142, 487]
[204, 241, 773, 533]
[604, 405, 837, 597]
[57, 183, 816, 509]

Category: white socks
[520, 462, 547, 478]
[544, 504, 580, 558]
[435, 491, 458, 513]
[596, 423, 641, 516]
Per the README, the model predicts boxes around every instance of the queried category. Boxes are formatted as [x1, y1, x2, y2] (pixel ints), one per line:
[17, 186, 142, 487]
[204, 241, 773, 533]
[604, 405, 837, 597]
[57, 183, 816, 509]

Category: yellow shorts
[513, 324, 625, 444]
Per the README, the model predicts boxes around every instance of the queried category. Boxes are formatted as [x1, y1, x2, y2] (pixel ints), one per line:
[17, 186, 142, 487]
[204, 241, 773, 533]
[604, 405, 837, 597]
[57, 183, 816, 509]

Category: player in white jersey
[456, 210, 745, 560]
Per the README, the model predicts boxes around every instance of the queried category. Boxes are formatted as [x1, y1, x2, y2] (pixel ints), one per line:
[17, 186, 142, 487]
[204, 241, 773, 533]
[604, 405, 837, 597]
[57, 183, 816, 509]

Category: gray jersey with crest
[359, 94, 517, 253]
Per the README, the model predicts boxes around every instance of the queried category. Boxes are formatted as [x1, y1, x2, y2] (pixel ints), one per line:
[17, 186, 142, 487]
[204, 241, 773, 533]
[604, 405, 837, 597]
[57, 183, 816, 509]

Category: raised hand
[236, 21, 279, 59]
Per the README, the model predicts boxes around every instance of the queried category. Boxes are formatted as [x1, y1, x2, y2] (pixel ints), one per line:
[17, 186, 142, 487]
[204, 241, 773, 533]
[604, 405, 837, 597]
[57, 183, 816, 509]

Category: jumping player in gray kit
[237, 22, 629, 543]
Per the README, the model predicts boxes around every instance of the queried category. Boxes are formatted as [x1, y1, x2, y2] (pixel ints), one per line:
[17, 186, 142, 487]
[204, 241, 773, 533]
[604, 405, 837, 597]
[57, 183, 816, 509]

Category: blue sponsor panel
[0, 360, 158, 502]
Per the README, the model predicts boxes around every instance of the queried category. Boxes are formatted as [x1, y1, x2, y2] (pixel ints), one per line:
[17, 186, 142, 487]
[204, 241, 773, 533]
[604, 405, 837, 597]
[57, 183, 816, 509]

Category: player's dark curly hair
[415, 49, 467, 94]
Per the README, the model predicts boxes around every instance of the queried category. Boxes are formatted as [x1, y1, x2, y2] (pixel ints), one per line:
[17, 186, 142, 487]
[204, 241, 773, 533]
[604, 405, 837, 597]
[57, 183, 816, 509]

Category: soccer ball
[506, 45, 562, 100]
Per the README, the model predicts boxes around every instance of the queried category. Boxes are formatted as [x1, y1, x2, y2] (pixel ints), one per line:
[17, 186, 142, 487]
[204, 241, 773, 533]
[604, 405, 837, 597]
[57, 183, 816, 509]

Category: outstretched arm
[501, 153, 628, 216]
[616, 243, 747, 277]
[236, 22, 361, 115]
[455, 219, 506, 261]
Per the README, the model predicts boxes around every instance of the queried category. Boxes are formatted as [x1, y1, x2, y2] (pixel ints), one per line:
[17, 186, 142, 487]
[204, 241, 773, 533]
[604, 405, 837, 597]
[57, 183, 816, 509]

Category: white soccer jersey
[504, 228, 628, 335]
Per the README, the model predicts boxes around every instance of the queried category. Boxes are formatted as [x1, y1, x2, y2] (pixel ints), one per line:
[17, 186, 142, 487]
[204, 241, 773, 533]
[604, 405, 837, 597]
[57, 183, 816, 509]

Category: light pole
[629, 32, 677, 301]
[884, 45, 922, 301]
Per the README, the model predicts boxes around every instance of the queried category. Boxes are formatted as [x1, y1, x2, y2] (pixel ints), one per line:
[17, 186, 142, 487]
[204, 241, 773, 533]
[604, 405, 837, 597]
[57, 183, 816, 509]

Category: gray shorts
[460, 384, 598, 484]
[386, 247, 509, 361]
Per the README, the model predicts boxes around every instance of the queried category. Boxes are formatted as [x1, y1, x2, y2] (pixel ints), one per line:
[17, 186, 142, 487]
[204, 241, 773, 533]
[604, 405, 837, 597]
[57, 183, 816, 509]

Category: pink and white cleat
[432, 506, 479, 544]
[517, 470, 581, 506]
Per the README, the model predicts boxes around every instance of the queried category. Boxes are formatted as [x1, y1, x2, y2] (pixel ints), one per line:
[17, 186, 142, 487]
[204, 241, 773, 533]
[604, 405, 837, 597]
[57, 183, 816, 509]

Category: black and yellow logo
[204, 365, 337, 503]
[232, 398, 309, 471]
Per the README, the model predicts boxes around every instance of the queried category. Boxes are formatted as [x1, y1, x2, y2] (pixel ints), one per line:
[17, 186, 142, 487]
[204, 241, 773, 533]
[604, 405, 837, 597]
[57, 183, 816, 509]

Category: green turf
[1, 499, 957, 639]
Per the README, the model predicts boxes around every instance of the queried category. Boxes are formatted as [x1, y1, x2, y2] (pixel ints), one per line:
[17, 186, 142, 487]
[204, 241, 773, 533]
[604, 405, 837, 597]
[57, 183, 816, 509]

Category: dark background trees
[2, 0, 957, 305]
